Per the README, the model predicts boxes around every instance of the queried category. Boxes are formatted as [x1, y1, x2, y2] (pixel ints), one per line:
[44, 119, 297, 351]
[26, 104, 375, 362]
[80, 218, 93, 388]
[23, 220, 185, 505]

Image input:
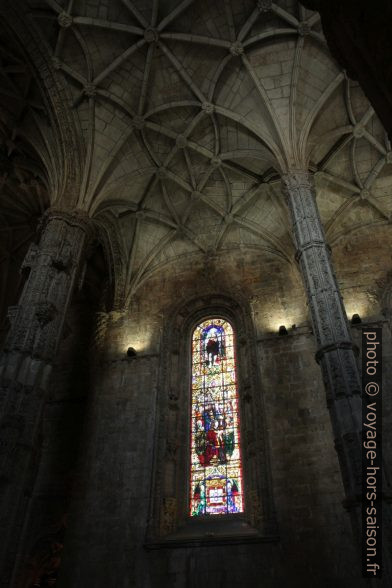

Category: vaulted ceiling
[1, 0, 392, 303]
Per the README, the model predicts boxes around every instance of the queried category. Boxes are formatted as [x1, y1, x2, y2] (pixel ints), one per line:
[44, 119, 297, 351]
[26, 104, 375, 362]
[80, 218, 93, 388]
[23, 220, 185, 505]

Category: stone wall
[58, 312, 160, 587]
[49, 242, 392, 587]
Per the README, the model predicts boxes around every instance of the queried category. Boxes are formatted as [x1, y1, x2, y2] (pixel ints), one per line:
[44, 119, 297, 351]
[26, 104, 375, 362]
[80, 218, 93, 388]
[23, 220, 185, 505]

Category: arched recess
[147, 293, 277, 544]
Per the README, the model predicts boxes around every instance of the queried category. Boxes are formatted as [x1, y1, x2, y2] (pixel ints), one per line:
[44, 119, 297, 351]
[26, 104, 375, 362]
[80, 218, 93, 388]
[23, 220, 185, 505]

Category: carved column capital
[38, 208, 97, 250]
[40, 207, 93, 231]
[281, 169, 314, 192]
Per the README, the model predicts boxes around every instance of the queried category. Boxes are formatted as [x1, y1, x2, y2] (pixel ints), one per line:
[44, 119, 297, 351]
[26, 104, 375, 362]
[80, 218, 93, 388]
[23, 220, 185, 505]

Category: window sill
[144, 516, 279, 550]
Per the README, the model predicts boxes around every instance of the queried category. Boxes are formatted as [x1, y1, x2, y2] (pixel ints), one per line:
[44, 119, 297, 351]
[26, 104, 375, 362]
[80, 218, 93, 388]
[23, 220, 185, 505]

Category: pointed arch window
[190, 318, 244, 516]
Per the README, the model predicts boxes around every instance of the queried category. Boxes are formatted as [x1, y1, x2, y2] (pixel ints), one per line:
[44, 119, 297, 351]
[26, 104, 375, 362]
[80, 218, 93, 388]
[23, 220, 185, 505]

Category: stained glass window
[190, 318, 244, 516]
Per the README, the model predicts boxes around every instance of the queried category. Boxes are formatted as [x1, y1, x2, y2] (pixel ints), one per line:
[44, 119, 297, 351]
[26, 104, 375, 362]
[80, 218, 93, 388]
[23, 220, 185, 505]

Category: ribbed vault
[1, 0, 391, 302]
[0, 20, 52, 336]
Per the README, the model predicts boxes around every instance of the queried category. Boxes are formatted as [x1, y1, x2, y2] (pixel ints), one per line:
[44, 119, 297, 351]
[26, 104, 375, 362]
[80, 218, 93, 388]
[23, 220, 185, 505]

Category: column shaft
[0, 209, 94, 586]
[284, 172, 392, 583]
[283, 171, 362, 505]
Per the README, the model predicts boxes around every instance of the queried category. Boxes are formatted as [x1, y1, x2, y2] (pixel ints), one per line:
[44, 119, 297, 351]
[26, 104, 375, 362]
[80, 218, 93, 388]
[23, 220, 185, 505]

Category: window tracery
[148, 295, 277, 543]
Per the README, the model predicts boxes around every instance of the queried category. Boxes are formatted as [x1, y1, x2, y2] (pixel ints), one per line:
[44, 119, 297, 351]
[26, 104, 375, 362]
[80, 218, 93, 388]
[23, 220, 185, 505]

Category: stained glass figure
[190, 318, 244, 516]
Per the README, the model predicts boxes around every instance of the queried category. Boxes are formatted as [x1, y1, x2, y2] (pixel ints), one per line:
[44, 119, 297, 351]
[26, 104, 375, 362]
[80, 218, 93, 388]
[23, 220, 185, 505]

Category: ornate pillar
[283, 171, 392, 581]
[0, 209, 94, 586]
[282, 172, 362, 510]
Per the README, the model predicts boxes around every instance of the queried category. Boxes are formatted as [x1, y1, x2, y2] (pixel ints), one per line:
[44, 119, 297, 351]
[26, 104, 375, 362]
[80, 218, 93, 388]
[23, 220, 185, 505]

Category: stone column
[0, 209, 94, 586]
[283, 172, 392, 583]
[282, 172, 363, 517]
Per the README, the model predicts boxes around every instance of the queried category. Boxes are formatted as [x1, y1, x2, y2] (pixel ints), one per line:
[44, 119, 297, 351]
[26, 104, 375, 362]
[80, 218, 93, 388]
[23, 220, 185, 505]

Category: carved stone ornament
[176, 134, 188, 149]
[168, 389, 179, 410]
[201, 102, 215, 115]
[51, 246, 73, 272]
[359, 188, 370, 200]
[35, 302, 58, 327]
[21, 243, 39, 271]
[6, 305, 19, 325]
[58, 12, 73, 28]
[132, 115, 145, 130]
[144, 28, 159, 43]
[161, 497, 177, 534]
[352, 124, 364, 139]
[83, 83, 96, 97]
[165, 438, 180, 461]
[191, 190, 202, 201]
[257, 0, 272, 12]
[248, 490, 264, 527]
[298, 21, 311, 36]
[210, 155, 222, 167]
[230, 41, 244, 56]
[156, 166, 167, 179]
[51, 57, 62, 71]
